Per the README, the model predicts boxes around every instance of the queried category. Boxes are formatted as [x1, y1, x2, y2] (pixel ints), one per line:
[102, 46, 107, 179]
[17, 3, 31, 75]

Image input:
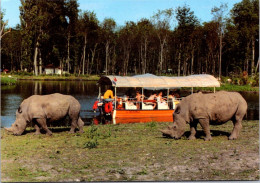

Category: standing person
[157, 91, 166, 103]
[103, 87, 115, 100]
[135, 90, 144, 109]
[168, 91, 175, 109]
[168, 91, 176, 100]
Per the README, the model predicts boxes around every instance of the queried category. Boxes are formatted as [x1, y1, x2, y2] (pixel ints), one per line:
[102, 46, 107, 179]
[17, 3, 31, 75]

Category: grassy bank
[1, 76, 17, 85]
[1, 73, 259, 92]
[1, 120, 259, 182]
[191, 83, 259, 92]
[10, 74, 100, 81]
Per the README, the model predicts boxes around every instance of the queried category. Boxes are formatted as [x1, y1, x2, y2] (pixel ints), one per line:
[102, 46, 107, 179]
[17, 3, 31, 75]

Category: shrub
[83, 139, 99, 149]
[1, 76, 17, 85]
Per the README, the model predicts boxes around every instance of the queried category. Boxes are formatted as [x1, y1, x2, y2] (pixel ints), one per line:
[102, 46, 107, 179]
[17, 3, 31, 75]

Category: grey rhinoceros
[5, 93, 84, 135]
[160, 91, 247, 141]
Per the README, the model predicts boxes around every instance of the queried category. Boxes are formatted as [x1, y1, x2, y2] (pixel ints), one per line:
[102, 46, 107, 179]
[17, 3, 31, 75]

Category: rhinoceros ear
[18, 106, 22, 113]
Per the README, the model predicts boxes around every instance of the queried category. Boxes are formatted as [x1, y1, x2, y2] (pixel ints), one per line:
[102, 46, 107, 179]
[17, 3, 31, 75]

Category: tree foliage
[1, 0, 259, 77]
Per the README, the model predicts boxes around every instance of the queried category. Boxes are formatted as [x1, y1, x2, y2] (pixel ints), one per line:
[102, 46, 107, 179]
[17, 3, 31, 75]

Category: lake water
[1, 80, 259, 127]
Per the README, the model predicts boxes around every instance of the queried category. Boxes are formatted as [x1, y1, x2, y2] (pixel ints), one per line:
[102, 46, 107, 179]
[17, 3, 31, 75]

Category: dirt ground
[1, 120, 259, 182]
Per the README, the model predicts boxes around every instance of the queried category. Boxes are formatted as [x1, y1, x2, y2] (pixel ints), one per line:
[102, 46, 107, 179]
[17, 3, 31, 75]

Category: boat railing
[114, 96, 180, 110]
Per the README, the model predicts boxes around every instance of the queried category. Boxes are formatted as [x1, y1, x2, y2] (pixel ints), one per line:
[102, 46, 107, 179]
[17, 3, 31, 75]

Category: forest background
[0, 0, 259, 81]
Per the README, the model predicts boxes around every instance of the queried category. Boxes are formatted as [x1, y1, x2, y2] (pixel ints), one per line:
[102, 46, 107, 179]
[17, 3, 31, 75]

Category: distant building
[3, 69, 9, 74]
[44, 64, 62, 75]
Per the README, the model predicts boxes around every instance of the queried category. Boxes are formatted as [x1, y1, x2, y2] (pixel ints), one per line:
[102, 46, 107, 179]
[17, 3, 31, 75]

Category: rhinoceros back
[26, 93, 80, 121]
[187, 91, 247, 123]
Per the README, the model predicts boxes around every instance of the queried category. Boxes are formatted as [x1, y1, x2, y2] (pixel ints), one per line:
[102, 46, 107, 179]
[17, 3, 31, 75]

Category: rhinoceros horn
[4, 127, 13, 132]
[159, 128, 173, 137]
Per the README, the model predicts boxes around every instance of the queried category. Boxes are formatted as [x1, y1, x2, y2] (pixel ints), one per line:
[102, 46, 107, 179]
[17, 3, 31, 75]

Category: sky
[1, 0, 242, 28]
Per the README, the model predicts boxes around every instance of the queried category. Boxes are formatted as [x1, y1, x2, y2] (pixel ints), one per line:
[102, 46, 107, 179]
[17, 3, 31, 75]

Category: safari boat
[93, 74, 220, 124]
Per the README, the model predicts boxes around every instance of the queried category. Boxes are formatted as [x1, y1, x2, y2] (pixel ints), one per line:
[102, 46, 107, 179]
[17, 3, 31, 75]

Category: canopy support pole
[214, 87, 216, 93]
[191, 87, 193, 94]
[141, 88, 144, 104]
[114, 86, 117, 109]
[167, 88, 169, 104]
[98, 86, 101, 100]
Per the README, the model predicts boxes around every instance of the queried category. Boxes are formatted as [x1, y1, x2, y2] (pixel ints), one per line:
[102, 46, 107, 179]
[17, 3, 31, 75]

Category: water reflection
[1, 80, 259, 127]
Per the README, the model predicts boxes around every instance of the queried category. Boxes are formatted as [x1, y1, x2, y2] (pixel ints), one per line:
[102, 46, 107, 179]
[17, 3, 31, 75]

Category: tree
[102, 18, 116, 75]
[78, 11, 99, 75]
[231, 0, 259, 76]
[0, 10, 11, 40]
[175, 5, 199, 76]
[64, 0, 79, 73]
[20, 0, 70, 75]
[202, 21, 219, 74]
[152, 8, 173, 74]
[2, 25, 22, 71]
[137, 19, 154, 74]
[211, 3, 228, 79]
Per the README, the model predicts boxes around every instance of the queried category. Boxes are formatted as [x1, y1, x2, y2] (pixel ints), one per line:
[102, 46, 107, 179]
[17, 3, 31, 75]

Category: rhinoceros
[160, 91, 247, 141]
[5, 93, 84, 136]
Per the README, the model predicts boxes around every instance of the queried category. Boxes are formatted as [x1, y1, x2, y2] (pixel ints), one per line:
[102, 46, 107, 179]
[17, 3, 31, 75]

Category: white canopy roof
[97, 74, 220, 88]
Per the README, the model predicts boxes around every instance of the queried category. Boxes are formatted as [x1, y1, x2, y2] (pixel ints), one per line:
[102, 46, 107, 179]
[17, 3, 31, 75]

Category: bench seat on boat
[157, 102, 169, 109]
[125, 102, 137, 110]
[142, 103, 154, 110]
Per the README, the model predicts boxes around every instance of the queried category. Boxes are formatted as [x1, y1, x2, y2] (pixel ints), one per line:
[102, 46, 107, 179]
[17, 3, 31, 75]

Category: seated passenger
[124, 96, 134, 105]
[135, 90, 144, 109]
[157, 91, 166, 103]
[146, 92, 157, 109]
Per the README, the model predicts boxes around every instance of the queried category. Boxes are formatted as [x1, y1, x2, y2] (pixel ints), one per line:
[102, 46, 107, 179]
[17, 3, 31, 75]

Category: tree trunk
[10, 52, 13, 71]
[33, 40, 39, 76]
[67, 33, 70, 73]
[191, 48, 194, 75]
[245, 42, 250, 74]
[143, 38, 147, 74]
[20, 46, 23, 71]
[39, 49, 42, 75]
[255, 59, 259, 74]
[90, 43, 98, 75]
[105, 41, 109, 75]
[178, 51, 181, 76]
[86, 53, 89, 75]
[159, 43, 164, 74]
[219, 32, 222, 79]
[251, 37, 255, 76]
[82, 34, 87, 75]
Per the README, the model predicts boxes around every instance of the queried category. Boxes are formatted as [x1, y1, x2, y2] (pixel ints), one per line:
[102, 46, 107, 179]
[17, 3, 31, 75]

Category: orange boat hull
[113, 109, 174, 124]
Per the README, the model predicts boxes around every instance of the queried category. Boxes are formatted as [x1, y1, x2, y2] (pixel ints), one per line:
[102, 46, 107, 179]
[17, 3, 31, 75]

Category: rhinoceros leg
[229, 118, 242, 140]
[36, 118, 52, 136]
[189, 121, 198, 140]
[77, 117, 84, 133]
[199, 118, 212, 141]
[69, 118, 77, 133]
[34, 124, 41, 135]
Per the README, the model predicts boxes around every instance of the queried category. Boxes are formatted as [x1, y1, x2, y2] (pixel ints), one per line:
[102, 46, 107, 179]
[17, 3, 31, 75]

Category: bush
[10, 71, 33, 76]
[83, 139, 99, 149]
[64, 73, 71, 77]
[249, 74, 259, 87]
[1, 76, 17, 85]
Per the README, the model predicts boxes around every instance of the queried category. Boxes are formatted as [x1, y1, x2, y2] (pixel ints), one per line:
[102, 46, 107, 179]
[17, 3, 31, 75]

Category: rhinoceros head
[160, 103, 189, 139]
[5, 107, 27, 136]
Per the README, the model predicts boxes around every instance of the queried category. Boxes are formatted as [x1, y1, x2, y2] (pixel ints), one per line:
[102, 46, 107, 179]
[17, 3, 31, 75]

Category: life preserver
[104, 102, 113, 113]
[92, 101, 99, 110]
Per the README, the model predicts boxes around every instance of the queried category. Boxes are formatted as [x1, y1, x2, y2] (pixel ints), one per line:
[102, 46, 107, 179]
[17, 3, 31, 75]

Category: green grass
[189, 83, 259, 92]
[1, 120, 259, 181]
[11, 74, 100, 81]
[1, 76, 17, 85]
[218, 83, 259, 91]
